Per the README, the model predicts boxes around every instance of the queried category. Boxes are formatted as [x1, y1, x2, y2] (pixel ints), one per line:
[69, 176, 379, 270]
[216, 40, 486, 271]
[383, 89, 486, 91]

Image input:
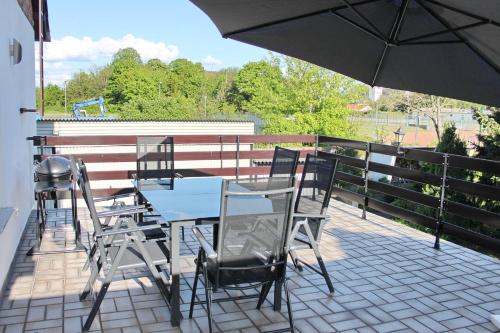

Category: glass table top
[138, 177, 274, 222]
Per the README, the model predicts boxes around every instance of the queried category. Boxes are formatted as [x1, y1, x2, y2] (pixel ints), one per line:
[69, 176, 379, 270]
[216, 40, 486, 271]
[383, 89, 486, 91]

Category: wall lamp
[9, 38, 22, 65]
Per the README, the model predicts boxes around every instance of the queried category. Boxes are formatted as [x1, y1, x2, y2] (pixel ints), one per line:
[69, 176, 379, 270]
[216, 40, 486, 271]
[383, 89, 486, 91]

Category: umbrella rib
[417, 0, 500, 75]
[222, 0, 384, 38]
[329, 11, 386, 43]
[398, 21, 488, 45]
[423, 0, 500, 29]
[341, 0, 386, 39]
[371, 0, 410, 86]
[403, 40, 463, 45]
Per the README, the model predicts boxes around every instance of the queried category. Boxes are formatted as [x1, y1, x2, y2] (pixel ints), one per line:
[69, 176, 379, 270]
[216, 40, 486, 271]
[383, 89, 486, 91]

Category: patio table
[136, 176, 281, 327]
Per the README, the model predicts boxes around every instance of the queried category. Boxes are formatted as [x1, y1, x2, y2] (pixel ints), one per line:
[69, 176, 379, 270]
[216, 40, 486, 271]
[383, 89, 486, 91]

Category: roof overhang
[17, 0, 50, 42]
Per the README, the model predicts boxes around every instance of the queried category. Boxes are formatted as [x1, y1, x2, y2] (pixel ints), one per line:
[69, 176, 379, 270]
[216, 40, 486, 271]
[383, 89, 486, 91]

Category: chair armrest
[293, 213, 328, 220]
[97, 205, 149, 218]
[175, 173, 184, 178]
[192, 227, 217, 259]
[97, 224, 162, 238]
[94, 192, 135, 202]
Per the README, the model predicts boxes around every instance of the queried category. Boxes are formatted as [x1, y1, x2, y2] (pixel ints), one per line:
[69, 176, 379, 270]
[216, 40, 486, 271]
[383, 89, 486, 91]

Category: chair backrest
[215, 177, 295, 287]
[295, 154, 338, 215]
[75, 159, 104, 236]
[74, 159, 110, 264]
[269, 147, 299, 179]
[136, 136, 174, 181]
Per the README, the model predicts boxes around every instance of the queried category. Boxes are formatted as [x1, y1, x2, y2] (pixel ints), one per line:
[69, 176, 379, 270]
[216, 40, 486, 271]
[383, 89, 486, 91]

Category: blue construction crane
[72, 96, 108, 118]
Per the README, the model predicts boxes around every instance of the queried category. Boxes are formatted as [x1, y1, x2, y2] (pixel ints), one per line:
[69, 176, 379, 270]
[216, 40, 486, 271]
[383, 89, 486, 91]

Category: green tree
[472, 108, 499, 213]
[38, 84, 65, 114]
[112, 48, 142, 65]
[230, 55, 364, 137]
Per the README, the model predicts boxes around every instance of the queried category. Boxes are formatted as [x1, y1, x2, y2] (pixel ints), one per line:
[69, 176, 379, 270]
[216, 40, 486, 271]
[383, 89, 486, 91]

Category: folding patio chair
[136, 136, 178, 184]
[135, 136, 186, 239]
[269, 146, 300, 180]
[288, 154, 338, 293]
[189, 177, 297, 333]
[76, 160, 171, 331]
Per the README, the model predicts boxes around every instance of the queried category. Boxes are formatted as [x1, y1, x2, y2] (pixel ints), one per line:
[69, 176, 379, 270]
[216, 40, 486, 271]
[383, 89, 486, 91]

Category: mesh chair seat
[207, 257, 276, 286]
[108, 242, 170, 268]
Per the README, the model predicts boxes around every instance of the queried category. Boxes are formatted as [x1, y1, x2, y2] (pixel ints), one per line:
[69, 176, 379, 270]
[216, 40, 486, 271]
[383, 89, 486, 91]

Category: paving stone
[0, 205, 498, 333]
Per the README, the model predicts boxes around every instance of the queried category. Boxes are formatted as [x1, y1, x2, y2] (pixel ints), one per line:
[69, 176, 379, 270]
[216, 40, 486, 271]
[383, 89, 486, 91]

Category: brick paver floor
[0, 200, 499, 332]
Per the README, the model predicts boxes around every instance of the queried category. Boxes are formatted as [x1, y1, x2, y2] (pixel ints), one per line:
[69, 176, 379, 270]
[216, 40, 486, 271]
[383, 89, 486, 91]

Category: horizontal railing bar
[318, 151, 365, 168]
[447, 177, 500, 201]
[36, 148, 314, 163]
[370, 144, 445, 164]
[318, 136, 367, 150]
[448, 154, 500, 174]
[336, 171, 365, 187]
[368, 161, 442, 185]
[238, 134, 316, 144]
[366, 197, 437, 229]
[36, 135, 316, 146]
[368, 180, 440, 208]
[445, 201, 500, 228]
[443, 223, 500, 253]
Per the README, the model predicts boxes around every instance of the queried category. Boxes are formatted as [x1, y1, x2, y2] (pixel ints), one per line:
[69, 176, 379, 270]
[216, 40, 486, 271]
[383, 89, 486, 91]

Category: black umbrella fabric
[190, 0, 500, 106]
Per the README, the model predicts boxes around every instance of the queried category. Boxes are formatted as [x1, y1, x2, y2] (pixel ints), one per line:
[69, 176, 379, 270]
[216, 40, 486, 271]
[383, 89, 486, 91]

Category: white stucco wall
[0, 0, 36, 289]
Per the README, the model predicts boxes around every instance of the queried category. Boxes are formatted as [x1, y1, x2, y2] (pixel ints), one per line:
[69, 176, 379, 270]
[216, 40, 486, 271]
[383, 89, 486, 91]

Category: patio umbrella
[190, 0, 500, 106]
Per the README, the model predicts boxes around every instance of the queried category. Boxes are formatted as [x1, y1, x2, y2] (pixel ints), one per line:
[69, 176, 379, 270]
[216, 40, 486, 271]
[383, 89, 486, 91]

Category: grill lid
[36, 156, 72, 176]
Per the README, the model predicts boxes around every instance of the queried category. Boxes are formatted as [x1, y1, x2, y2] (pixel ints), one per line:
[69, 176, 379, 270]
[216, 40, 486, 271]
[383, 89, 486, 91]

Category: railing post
[236, 136, 240, 180]
[314, 134, 319, 156]
[362, 142, 371, 219]
[219, 135, 223, 169]
[434, 153, 448, 249]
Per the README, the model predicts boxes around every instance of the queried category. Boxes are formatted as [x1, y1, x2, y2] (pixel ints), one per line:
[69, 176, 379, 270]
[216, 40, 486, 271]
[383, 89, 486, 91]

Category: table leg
[170, 222, 183, 327]
[274, 281, 282, 311]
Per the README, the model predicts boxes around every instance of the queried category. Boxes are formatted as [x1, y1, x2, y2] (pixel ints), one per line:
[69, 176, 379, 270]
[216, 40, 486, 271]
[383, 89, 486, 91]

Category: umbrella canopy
[190, 0, 500, 106]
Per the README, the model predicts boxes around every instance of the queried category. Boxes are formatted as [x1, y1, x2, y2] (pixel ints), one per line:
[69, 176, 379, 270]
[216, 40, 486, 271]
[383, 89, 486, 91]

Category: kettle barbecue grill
[34, 156, 72, 182]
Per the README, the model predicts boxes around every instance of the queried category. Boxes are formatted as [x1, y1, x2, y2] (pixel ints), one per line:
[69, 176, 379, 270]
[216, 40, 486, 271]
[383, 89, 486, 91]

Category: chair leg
[303, 222, 335, 294]
[202, 263, 214, 333]
[289, 250, 303, 272]
[189, 249, 202, 318]
[256, 282, 272, 310]
[283, 279, 295, 333]
[181, 226, 185, 241]
[82, 282, 110, 331]
[316, 253, 334, 293]
[80, 259, 101, 301]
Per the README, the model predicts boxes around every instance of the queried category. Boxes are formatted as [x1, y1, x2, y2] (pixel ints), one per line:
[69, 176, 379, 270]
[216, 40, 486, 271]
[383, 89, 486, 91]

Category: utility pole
[64, 81, 68, 114]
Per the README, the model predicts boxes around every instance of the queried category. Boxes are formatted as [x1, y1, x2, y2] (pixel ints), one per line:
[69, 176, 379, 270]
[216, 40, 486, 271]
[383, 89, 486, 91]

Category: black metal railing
[32, 134, 499, 252]
[317, 135, 500, 253]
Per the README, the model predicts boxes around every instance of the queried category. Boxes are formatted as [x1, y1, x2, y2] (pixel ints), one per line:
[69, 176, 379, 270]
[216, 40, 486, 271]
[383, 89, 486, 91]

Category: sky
[38, 1, 269, 85]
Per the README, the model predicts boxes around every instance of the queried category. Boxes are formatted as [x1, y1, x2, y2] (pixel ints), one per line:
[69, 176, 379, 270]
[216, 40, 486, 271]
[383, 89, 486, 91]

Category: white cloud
[43, 34, 179, 63]
[202, 55, 223, 66]
[35, 34, 179, 85]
